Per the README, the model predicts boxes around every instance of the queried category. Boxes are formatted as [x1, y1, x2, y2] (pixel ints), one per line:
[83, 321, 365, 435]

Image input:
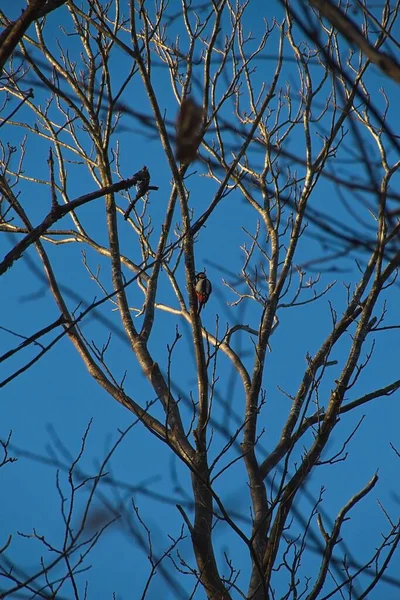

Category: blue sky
[1, 1, 400, 598]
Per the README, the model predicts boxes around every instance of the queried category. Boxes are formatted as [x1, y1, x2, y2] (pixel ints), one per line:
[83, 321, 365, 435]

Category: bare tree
[1, 1, 400, 598]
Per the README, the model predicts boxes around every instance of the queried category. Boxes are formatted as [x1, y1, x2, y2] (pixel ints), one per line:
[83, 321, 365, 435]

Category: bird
[124, 166, 154, 220]
[135, 165, 150, 197]
[194, 272, 212, 315]
[175, 97, 204, 164]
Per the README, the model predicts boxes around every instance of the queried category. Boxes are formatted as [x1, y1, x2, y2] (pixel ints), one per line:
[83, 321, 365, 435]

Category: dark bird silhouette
[124, 166, 158, 220]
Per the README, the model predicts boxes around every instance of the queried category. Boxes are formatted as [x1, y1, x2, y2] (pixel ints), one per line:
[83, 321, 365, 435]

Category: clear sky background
[1, 1, 400, 599]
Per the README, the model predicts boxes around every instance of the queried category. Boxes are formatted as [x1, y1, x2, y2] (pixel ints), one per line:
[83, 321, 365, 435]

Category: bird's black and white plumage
[194, 272, 212, 315]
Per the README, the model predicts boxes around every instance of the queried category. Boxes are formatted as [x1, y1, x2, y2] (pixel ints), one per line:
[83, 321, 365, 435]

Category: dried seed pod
[175, 97, 203, 164]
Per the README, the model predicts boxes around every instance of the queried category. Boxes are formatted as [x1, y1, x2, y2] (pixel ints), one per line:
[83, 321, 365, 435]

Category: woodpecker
[194, 272, 212, 315]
